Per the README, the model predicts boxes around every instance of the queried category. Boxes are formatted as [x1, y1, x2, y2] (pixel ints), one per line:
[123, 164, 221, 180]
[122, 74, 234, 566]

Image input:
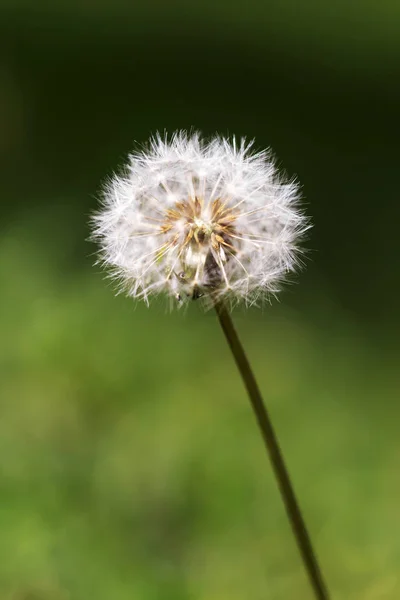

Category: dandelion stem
[214, 302, 329, 600]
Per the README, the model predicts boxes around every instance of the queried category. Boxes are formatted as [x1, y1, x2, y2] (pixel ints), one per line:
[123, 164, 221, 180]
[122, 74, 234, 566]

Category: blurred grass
[1, 220, 399, 599]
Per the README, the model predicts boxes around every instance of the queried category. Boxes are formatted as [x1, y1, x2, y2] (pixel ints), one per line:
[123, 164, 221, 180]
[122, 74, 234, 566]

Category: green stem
[215, 302, 329, 600]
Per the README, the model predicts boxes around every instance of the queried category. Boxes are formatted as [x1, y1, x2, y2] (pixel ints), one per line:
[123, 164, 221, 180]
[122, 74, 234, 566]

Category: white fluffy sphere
[92, 132, 309, 307]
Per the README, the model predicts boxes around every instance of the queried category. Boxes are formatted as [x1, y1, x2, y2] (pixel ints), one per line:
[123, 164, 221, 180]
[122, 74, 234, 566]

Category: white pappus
[92, 131, 309, 307]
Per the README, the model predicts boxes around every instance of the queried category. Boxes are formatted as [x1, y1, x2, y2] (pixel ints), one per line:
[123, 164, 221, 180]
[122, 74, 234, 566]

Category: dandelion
[92, 131, 308, 307]
[91, 131, 329, 600]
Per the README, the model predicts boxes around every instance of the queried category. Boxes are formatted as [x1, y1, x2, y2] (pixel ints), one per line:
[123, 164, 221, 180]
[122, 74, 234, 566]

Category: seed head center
[159, 196, 239, 258]
[193, 216, 212, 237]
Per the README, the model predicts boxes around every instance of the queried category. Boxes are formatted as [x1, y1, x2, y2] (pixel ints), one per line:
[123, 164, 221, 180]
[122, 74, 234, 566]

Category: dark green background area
[0, 3, 399, 599]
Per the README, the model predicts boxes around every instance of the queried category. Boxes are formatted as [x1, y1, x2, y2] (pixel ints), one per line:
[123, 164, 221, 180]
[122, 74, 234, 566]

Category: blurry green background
[1, 2, 399, 599]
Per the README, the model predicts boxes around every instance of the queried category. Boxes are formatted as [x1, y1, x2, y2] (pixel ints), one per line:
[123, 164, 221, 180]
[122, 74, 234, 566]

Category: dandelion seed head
[92, 131, 309, 307]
